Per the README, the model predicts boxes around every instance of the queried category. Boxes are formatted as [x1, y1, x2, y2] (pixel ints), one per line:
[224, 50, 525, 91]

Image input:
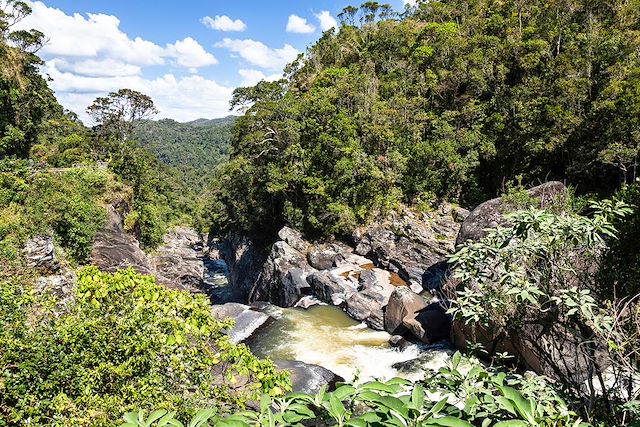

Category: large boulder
[402, 304, 451, 344]
[384, 286, 428, 335]
[24, 234, 58, 271]
[307, 270, 355, 306]
[210, 302, 272, 344]
[273, 360, 343, 394]
[456, 181, 566, 246]
[91, 228, 155, 276]
[250, 240, 314, 307]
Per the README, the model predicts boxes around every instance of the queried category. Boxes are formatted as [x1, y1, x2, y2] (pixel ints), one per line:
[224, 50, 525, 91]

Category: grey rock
[250, 241, 313, 307]
[389, 335, 410, 351]
[34, 271, 75, 314]
[91, 228, 155, 276]
[403, 304, 451, 344]
[151, 227, 205, 288]
[274, 360, 343, 394]
[295, 295, 323, 309]
[220, 231, 268, 301]
[456, 181, 566, 246]
[308, 245, 342, 270]
[24, 234, 58, 271]
[211, 302, 272, 344]
[278, 226, 309, 254]
[422, 261, 450, 293]
[307, 271, 353, 305]
[353, 208, 459, 291]
[384, 286, 427, 335]
[345, 287, 390, 330]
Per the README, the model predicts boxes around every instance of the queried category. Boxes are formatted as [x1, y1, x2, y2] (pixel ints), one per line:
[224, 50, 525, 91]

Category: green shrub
[121, 352, 586, 427]
[0, 268, 290, 426]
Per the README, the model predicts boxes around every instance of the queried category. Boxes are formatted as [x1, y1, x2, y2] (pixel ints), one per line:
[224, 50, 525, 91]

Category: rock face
[210, 302, 272, 344]
[91, 204, 155, 276]
[24, 234, 58, 271]
[219, 231, 268, 301]
[225, 206, 461, 335]
[384, 286, 428, 335]
[273, 360, 343, 394]
[150, 227, 205, 288]
[456, 181, 566, 246]
[251, 235, 312, 307]
[91, 203, 212, 293]
[353, 207, 459, 293]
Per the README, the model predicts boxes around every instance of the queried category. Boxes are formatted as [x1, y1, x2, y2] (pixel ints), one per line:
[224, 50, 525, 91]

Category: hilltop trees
[87, 89, 158, 143]
[213, 0, 640, 238]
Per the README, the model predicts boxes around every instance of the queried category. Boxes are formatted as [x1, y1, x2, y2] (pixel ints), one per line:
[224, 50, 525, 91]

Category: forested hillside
[213, 0, 640, 237]
[133, 117, 233, 189]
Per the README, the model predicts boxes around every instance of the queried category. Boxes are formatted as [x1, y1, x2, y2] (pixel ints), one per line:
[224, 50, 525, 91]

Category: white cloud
[53, 58, 141, 78]
[315, 11, 337, 31]
[238, 69, 282, 87]
[403, 0, 418, 5]
[165, 37, 218, 68]
[19, 2, 165, 66]
[44, 60, 234, 122]
[201, 15, 246, 32]
[15, 2, 230, 122]
[18, 2, 217, 71]
[216, 38, 299, 70]
[286, 14, 315, 34]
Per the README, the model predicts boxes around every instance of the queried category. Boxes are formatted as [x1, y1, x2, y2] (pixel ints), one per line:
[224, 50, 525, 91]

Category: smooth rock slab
[211, 302, 272, 344]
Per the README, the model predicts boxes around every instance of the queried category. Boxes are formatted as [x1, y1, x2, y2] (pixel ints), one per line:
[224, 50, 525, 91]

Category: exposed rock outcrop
[24, 234, 58, 272]
[353, 207, 459, 293]
[150, 227, 205, 288]
[273, 360, 343, 394]
[219, 231, 268, 301]
[456, 181, 567, 246]
[210, 302, 272, 344]
[91, 204, 155, 276]
[230, 205, 461, 334]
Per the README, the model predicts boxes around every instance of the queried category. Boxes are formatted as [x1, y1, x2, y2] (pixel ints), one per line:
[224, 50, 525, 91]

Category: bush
[0, 268, 290, 426]
[121, 352, 586, 427]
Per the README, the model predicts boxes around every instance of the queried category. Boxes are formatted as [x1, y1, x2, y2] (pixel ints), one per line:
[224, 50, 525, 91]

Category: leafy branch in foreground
[448, 200, 635, 423]
[121, 352, 586, 427]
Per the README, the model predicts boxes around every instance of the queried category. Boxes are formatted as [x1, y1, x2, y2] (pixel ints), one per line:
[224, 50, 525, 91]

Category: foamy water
[249, 304, 448, 382]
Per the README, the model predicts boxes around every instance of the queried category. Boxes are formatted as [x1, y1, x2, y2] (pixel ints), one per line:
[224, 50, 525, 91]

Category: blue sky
[16, 0, 413, 122]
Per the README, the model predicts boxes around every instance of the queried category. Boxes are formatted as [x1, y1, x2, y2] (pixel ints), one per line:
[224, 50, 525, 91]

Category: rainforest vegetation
[2, 0, 640, 426]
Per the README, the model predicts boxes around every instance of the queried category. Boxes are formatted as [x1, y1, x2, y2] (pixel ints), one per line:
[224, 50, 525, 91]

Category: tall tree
[86, 89, 158, 143]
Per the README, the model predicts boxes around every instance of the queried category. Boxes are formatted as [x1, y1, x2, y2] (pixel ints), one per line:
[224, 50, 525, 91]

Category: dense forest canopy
[212, 0, 640, 237]
[133, 116, 234, 191]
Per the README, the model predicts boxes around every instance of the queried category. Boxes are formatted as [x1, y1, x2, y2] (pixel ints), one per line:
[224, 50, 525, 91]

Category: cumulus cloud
[216, 38, 299, 70]
[201, 15, 246, 32]
[315, 11, 337, 31]
[17, 2, 217, 70]
[165, 37, 218, 68]
[403, 0, 418, 5]
[286, 14, 315, 33]
[44, 60, 234, 122]
[15, 1, 230, 122]
[238, 69, 282, 87]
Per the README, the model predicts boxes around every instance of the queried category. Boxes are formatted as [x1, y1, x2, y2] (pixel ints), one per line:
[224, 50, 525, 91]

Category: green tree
[86, 89, 158, 144]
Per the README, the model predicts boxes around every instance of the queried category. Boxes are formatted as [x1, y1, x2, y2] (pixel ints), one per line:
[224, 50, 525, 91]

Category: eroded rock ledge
[218, 204, 467, 344]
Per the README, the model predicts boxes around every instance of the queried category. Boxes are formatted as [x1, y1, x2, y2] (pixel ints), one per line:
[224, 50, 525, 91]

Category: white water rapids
[249, 304, 450, 382]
